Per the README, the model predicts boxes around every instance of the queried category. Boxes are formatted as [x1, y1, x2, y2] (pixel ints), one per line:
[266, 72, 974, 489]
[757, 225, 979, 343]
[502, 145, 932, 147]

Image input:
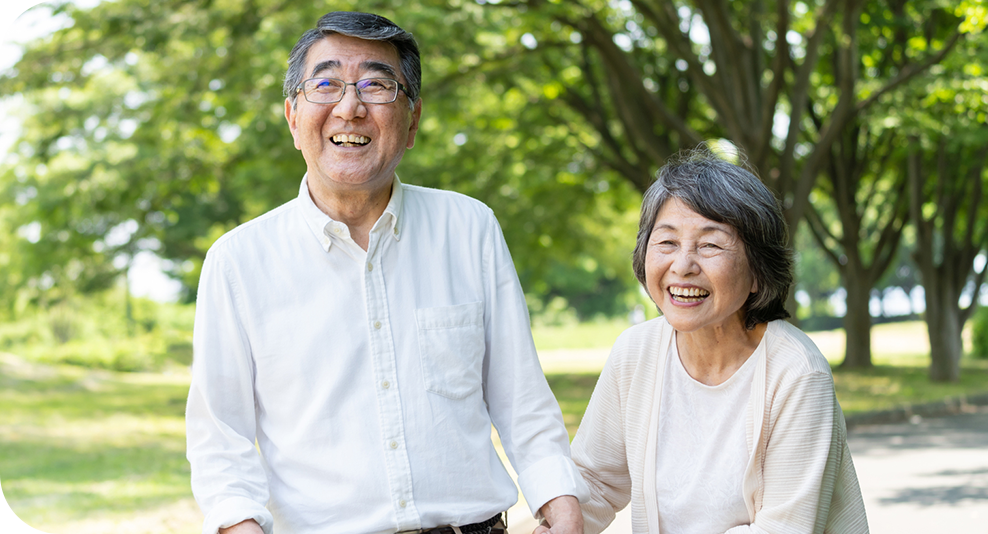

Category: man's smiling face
[285, 33, 421, 199]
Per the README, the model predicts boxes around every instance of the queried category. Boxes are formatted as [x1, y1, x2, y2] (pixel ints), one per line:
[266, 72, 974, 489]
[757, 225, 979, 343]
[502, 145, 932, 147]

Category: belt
[398, 513, 505, 534]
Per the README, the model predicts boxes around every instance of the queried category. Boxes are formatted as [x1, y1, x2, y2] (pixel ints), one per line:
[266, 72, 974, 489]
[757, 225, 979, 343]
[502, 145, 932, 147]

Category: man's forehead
[304, 35, 401, 76]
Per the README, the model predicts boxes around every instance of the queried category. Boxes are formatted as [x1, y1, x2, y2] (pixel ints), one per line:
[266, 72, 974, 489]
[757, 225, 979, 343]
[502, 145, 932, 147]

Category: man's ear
[406, 98, 422, 149]
[285, 98, 301, 150]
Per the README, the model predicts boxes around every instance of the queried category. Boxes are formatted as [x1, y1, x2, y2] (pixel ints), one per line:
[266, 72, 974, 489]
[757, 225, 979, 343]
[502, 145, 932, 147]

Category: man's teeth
[669, 287, 709, 301]
[332, 134, 370, 146]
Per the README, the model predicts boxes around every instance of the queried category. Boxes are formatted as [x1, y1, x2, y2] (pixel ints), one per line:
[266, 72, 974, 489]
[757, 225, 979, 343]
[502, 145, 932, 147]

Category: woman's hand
[533, 495, 583, 534]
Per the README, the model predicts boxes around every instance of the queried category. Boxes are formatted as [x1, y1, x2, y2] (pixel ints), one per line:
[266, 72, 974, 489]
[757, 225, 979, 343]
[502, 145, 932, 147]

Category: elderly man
[185, 11, 587, 534]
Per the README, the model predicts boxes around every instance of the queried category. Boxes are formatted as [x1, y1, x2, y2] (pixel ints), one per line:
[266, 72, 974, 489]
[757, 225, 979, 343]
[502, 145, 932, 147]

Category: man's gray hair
[632, 145, 793, 330]
[284, 11, 421, 109]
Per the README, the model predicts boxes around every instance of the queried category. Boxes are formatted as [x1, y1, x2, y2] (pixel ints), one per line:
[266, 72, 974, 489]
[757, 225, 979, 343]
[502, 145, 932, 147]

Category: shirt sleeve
[725, 372, 863, 534]
[186, 249, 274, 534]
[479, 210, 590, 516]
[570, 344, 632, 534]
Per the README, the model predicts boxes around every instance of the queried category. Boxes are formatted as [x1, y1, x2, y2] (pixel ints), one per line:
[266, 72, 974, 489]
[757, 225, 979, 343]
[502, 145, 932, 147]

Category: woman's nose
[670, 247, 700, 275]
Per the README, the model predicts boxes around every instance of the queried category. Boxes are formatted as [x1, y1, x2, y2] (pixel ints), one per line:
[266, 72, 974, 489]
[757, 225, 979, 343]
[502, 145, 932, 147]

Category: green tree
[0, 0, 643, 318]
[906, 136, 988, 382]
[476, 0, 964, 229]
[464, 0, 970, 338]
[805, 122, 909, 368]
[797, 1, 980, 367]
[898, 4, 988, 382]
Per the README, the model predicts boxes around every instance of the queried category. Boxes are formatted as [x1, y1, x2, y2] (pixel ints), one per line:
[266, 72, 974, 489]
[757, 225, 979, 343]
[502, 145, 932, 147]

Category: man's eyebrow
[361, 60, 399, 79]
[310, 60, 341, 78]
[308, 59, 400, 80]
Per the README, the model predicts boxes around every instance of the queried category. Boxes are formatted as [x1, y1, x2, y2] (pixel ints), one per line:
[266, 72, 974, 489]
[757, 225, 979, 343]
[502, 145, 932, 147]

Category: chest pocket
[414, 302, 485, 399]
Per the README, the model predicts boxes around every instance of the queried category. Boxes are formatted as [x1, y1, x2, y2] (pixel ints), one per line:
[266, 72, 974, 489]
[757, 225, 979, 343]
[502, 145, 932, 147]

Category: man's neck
[309, 181, 392, 251]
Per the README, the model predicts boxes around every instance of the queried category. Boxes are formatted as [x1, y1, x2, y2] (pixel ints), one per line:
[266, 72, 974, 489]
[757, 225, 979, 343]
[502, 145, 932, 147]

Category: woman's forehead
[652, 198, 736, 235]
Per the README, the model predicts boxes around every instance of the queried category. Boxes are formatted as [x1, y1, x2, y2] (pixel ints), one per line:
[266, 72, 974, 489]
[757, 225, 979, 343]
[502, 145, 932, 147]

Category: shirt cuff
[516, 454, 591, 516]
[202, 496, 274, 534]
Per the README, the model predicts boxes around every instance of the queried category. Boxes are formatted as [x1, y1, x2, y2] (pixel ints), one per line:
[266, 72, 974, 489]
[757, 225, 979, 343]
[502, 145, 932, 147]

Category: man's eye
[314, 79, 341, 90]
[359, 79, 391, 92]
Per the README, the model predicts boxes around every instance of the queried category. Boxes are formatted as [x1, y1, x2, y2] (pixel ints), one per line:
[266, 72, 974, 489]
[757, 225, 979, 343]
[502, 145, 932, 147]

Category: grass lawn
[1, 320, 985, 530]
[539, 320, 988, 437]
[0, 353, 201, 533]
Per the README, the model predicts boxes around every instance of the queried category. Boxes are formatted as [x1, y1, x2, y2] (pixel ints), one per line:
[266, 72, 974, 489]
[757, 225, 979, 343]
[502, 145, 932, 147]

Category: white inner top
[655, 333, 763, 533]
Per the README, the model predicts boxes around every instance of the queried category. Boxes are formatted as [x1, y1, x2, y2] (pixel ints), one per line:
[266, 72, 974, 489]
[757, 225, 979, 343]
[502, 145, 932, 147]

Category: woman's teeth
[669, 287, 710, 302]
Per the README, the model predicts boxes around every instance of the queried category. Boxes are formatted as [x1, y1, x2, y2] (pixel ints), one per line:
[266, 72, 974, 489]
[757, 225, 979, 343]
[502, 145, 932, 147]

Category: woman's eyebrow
[651, 222, 734, 236]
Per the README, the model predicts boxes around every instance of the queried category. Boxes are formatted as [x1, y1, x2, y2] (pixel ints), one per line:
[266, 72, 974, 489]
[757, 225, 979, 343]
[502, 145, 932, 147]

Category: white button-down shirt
[186, 176, 588, 534]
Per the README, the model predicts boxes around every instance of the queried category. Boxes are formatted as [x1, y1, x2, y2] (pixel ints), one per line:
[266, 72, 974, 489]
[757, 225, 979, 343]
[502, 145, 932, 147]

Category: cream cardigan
[572, 318, 869, 534]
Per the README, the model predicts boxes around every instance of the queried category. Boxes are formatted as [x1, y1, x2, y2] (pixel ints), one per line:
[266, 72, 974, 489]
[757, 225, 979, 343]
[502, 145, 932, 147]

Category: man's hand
[219, 519, 264, 534]
[533, 495, 582, 534]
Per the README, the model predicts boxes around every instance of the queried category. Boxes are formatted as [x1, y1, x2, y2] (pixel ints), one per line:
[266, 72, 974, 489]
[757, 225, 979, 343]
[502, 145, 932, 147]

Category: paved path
[510, 409, 988, 533]
[847, 408, 988, 533]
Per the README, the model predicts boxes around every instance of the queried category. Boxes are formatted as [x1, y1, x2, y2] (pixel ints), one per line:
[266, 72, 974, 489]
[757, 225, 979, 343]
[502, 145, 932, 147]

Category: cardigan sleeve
[725, 371, 866, 534]
[571, 342, 633, 534]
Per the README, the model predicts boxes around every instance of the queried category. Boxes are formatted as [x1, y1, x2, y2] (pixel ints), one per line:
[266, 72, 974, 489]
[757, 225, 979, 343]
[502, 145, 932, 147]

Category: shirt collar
[298, 174, 405, 252]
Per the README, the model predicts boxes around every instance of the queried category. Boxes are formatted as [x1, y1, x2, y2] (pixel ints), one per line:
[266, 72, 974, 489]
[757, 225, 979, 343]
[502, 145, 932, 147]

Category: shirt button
[382, 380, 390, 389]
[367, 263, 373, 271]
[374, 321, 382, 329]
[394, 227, 399, 236]
[390, 441, 398, 449]
[399, 499, 407, 508]
[332, 226, 341, 235]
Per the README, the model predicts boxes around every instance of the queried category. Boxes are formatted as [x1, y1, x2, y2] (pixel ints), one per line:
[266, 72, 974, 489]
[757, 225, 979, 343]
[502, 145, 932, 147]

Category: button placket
[363, 236, 420, 529]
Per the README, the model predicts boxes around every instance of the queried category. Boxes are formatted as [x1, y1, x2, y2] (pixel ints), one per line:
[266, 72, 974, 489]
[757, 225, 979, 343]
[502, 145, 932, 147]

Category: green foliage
[971, 305, 988, 359]
[0, 288, 194, 372]
[0, 0, 644, 318]
[1, 0, 981, 326]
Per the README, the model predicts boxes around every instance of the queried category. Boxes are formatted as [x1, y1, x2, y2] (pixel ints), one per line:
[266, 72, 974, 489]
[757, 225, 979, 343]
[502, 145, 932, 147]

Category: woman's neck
[675, 321, 767, 386]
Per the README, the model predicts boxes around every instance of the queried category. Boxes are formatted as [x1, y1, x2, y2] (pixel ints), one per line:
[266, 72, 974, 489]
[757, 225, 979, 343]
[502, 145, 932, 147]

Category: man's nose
[332, 87, 366, 120]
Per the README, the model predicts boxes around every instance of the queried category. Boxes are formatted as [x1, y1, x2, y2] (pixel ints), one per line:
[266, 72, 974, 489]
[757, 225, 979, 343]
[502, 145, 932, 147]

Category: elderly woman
[570, 150, 868, 534]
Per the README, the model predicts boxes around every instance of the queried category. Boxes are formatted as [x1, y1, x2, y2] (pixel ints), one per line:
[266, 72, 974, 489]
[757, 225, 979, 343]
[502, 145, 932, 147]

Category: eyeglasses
[295, 77, 410, 104]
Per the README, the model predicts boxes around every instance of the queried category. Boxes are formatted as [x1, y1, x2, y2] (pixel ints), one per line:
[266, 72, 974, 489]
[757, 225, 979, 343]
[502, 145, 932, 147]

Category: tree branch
[805, 203, 844, 266]
[857, 31, 964, 113]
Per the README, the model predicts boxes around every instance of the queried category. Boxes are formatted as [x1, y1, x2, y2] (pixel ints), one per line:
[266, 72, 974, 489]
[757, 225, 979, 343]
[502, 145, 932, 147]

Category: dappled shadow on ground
[846, 410, 988, 454]
[879, 484, 988, 506]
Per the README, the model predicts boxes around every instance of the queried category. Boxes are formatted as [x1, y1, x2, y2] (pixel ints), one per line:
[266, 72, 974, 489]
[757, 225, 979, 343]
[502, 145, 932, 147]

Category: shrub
[972, 306, 988, 359]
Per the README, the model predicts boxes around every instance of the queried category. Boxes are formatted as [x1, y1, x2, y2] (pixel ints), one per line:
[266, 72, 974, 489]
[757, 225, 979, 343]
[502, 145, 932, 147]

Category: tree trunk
[925, 284, 962, 382]
[840, 272, 874, 368]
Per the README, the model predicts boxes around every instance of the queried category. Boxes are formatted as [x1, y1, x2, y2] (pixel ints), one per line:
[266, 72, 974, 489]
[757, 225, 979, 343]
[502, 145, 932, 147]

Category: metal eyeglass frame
[295, 77, 411, 104]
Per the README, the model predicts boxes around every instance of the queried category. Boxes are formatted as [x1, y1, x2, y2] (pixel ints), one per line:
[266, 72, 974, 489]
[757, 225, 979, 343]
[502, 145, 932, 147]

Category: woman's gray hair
[632, 146, 793, 330]
[283, 11, 421, 109]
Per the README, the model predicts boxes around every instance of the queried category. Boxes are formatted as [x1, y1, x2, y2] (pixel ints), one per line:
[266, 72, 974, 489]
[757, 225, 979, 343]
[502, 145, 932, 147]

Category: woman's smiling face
[644, 197, 757, 335]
